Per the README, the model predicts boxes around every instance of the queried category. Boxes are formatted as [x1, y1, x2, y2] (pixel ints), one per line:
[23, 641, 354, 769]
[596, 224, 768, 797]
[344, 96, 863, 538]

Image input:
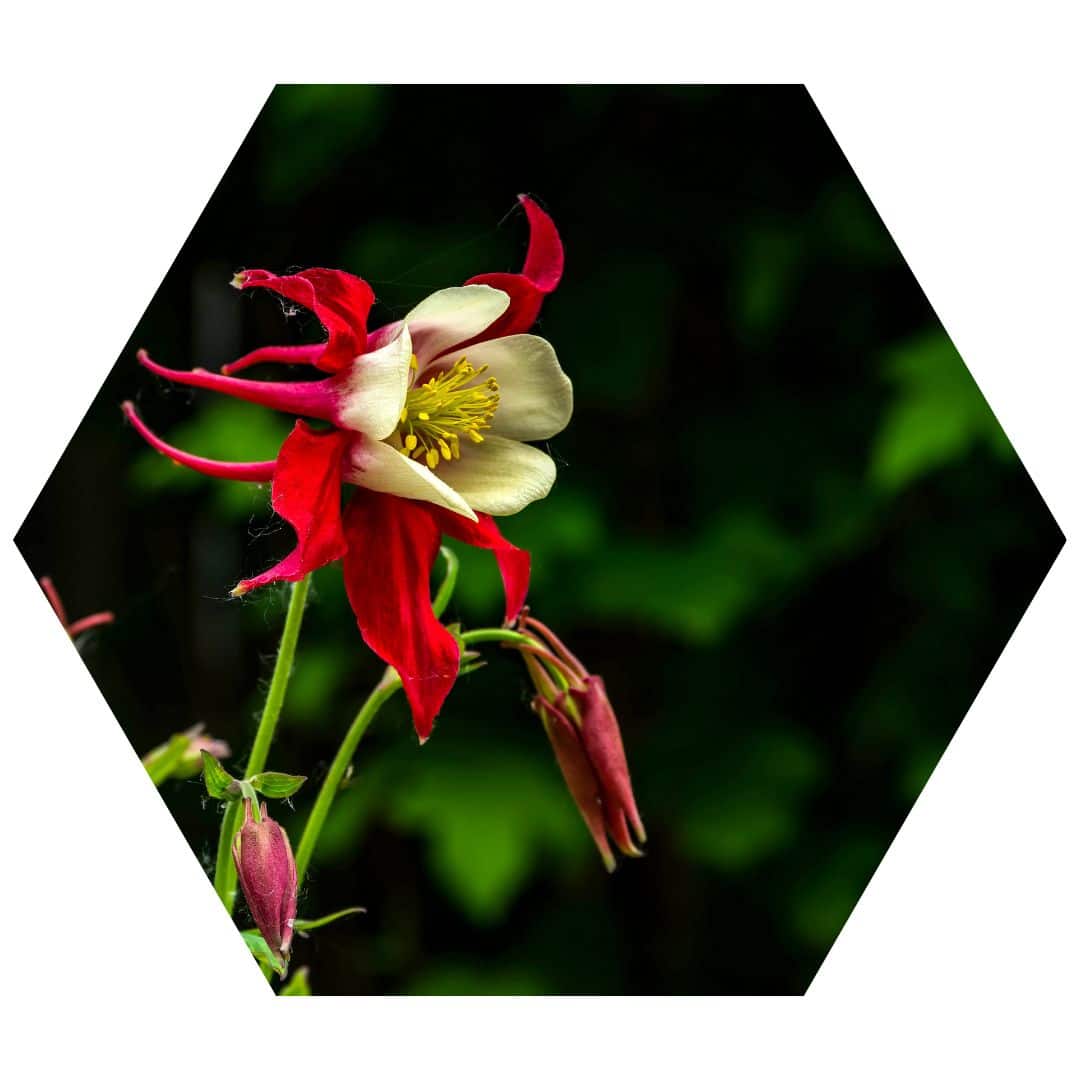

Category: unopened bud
[514, 614, 646, 870]
[232, 800, 297, 965]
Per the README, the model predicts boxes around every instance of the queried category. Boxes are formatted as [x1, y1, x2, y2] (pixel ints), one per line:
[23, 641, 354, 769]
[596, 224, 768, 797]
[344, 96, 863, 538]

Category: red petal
[342, 492, 460, 742]
[461, 195, 564, 342]
[221, 343, 325, 375]
[236, 268, 375, 374]
[138, 351, 338, 421]
[535, 697, 615, 872]
[519, 194, 564, 291]
[123, 401, 277, 482]
[429, 509, 530, 623]
[234, 421, 351, 594]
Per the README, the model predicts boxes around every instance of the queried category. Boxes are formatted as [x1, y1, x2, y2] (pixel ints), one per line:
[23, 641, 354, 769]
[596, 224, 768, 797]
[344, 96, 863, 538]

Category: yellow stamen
[394, 355, 500, 472]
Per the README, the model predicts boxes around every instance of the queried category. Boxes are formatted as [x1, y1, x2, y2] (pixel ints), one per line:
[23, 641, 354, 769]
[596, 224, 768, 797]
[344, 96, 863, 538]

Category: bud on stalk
[232, 800, 297, 966]
[513, 613, 646, 870]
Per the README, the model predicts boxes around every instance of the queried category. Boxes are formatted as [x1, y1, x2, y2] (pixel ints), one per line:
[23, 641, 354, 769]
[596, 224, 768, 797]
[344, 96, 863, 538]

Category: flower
[232, 799, 297, 966]
[512, 613, 646, 871]
[39, 576, 114, 639]
[124, 196, 568, 741]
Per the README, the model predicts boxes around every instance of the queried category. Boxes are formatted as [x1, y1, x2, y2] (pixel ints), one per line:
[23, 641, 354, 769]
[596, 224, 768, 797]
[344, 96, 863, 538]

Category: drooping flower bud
[567, 675, 646, 856]
[513, 613, 646, 870]
[232, 800, 297, 965]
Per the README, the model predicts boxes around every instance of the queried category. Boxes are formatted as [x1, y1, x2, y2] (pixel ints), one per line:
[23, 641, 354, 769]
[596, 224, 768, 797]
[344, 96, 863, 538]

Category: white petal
[436, 434, 556, 516]
[344, 437, 478, 521]
[333, 324, 412, 440]
[405, 285, 509, 368]
[452, 334, 572, 441]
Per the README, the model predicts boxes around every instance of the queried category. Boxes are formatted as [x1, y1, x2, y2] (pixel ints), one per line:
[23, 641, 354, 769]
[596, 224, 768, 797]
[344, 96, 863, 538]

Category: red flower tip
[230, 271, 247, 290]
[230, 582, 251, 598]
[40, 576, 115, 640]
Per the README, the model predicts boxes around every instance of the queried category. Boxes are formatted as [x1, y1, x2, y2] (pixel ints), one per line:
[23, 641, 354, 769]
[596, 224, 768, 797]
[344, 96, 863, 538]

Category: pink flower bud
[534, 696, 617, 872]
[569, 676, 646, 855]
[232, 800, 297, 964]
[517, 614, 646, 870]
[177, 724, 231, 779]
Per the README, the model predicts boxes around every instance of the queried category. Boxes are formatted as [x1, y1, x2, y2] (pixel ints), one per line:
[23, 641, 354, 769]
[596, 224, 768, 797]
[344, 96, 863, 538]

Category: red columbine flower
[124, 196, 567, 742]
[513, 613, 646, 871]
[232, 799, 297, 966]
[39, 576, 115, 639]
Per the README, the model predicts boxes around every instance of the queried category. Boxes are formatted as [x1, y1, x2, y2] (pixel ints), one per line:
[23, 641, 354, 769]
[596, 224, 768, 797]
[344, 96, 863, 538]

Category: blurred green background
[17, 86, 1062, 994]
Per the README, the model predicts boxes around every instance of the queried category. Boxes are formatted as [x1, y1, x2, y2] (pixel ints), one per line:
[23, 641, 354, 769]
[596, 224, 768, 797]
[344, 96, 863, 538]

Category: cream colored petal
[436, 434, 556, 516]
[333, 324, 413, 440]
[450, 334, 572, 441]
[345, 437, 478, 521]
[405, 285, 510, 369]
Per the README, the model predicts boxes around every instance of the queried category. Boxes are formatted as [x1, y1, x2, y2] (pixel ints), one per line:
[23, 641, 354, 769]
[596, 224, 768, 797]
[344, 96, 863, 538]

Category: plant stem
[459, 627, 535, 649]
[432, 546, 458, 619]
[213, 575, 312, 912]
[294, 670, 401, 889]
[289, 547, 461, 889]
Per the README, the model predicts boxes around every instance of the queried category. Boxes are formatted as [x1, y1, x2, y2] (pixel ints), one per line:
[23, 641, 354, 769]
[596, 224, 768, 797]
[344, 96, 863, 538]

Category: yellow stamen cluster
[397, 354, 499, 470]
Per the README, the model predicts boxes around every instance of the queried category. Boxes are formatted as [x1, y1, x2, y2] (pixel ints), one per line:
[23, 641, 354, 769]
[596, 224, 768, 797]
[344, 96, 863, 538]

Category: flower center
[397, 355, 499, 470]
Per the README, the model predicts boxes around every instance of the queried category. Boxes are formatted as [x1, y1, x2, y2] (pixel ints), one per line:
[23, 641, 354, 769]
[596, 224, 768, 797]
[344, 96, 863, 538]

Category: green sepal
[279, 967, 312, 995]
[241, 929, 285, 977]
[248, 771, 307, 799]
[292, 906, 366, 934]
[202, 751, 241, 801]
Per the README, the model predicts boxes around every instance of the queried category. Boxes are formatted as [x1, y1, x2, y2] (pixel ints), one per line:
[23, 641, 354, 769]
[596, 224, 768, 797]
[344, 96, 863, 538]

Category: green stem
[213, 575, 312, 911]
[294, 670, 401, 889]
[290, 547, 461, 889]
[431, 546, 459, 619]
[460, 628, 534, 649]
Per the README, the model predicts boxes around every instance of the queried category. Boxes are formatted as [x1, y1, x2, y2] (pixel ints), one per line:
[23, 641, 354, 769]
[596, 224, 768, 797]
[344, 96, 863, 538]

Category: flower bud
[569, 676, 646, 855]
[534, 695, 617, 872]
[514, 613, 646, 870]
[232, 800, 297, 964]
[175, 724, 231, 780]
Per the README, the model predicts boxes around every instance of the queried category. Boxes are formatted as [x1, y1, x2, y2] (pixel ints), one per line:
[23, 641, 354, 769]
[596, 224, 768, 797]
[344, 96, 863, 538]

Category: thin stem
[213, 575, 312, 912]
[459, 628, 536, 649]
[431, 546, 459, 619]
[285, 553, 459, 893]
[294, 670, 401, 889]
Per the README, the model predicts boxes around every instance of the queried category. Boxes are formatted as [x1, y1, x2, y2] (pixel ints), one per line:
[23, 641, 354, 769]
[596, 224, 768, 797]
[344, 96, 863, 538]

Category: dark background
[16, 86, 1062, 994]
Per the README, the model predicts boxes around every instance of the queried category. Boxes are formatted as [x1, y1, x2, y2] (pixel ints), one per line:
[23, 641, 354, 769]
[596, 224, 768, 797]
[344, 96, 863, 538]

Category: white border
[3, 6, 1076, 1076]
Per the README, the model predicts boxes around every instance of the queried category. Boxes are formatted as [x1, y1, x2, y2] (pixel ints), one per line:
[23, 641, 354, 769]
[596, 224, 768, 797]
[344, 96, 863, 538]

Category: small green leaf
[293, 906, 365, 934]
[279, 967, 311, 995]
[202, 751, 240, 801]
[240, 929, 285, 977]
[248, 771, 307, 799]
